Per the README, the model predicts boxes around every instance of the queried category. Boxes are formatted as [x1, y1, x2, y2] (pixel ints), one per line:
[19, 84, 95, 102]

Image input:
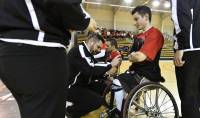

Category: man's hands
[111, 55, 122, 67]
[128, 52, 136, 62]
[173, 50, 185, 67]
[128, 51, 147, 63]
[87, 18, 97, 32]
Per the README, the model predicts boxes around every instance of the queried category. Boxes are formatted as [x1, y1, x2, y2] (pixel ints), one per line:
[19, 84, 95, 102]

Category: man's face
[91, 40, 102, 55]
[133, 12, 148, 30]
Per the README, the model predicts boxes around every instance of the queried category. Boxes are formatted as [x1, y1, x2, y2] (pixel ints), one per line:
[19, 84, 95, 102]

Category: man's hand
[107, 67, 118, 77]
[87, 18, 97, 32]
[111, 55, 122, 67]
[173, 50, 185, 67]
[128, 52, 135, 62]
[0, 81, 6, 92]
[128, 51, 147, 63]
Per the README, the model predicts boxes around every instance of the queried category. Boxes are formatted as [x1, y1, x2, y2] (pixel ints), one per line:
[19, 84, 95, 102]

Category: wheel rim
[126, 84, 177, 118]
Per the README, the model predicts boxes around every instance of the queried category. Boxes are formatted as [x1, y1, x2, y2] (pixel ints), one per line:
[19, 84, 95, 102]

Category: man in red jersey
[106, 38, 121, 62]
[106, 38, 121, 77]
[111, 6, 165, 117]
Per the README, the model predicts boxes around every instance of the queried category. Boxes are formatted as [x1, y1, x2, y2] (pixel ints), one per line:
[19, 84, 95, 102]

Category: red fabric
[137, 27, 164, 61]
[107, 50, 121, 61]
[101, 43, 107, 49]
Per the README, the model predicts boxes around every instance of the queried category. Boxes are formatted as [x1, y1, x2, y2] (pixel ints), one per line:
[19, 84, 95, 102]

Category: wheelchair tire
[123, 82, 179, 118]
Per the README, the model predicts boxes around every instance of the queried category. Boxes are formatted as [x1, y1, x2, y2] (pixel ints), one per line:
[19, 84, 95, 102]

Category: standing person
[0, 0, 96, 118]
[171, 0, 200, 117]
[112, 6, 164, 117]
[66, 33, 121, 118]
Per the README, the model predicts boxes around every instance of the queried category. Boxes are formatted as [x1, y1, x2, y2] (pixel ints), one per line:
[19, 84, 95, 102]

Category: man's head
[106, 38, 118, 53]
[87, 32, 104, 54]
[131, 6, 152, 30]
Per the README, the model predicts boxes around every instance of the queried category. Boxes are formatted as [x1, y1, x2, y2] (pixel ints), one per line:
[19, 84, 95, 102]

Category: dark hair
[107, 38, 118, 48]
[88, 32, 105, 43]
[131, 6, 152, 22]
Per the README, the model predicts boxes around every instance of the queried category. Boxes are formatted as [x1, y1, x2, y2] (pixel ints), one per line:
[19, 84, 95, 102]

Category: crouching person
[66, 33, 121, 118]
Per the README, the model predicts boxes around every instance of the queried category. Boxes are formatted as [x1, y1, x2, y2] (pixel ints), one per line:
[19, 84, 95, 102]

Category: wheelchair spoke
[159, 99, 171, 108]
[160, 91, 167, 107]
[161, 111, 175, 114]
[161, 105, 174, 113]
[146, 90, 153, 107]
[157, 88, 162, 99]
[128, 109, 146, 117]
[124, 83, 178, 118]
[143, 91, 148, 108]
[155, 88, 159, 106]
[131, 101, 146, 112]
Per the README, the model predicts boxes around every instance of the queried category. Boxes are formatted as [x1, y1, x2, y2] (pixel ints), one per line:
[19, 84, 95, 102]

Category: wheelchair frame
[101, 81, 179, 118]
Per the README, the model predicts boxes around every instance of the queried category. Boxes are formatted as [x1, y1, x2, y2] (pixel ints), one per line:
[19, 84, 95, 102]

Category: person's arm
[173, 49, 185, 67]
[128, 51, 147, 63]
[129, 30, 164, 63]
[171, 0, 191, 66]
[171, 0, 192, 50]
[94, 42, 107, 59]
[69, 46, 121, 78]
[94, 49, 106, 59]
[44, 0, 95, 31]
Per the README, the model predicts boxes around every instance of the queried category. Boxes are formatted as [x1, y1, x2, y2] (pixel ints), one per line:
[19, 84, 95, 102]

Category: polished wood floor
[0, 61, 181, 118]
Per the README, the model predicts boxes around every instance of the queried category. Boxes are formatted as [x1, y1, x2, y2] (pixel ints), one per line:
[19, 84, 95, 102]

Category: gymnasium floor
[0, 60, 181, 118]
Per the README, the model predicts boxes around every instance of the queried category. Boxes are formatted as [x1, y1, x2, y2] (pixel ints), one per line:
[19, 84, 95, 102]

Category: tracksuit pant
[0, 41, 68, 118]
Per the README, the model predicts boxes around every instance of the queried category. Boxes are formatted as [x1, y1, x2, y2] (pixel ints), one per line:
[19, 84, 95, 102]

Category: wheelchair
[100, 78, 179, 118]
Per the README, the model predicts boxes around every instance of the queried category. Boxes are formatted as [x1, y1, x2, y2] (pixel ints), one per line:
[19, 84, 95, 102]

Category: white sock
[112, 79, 125, 111]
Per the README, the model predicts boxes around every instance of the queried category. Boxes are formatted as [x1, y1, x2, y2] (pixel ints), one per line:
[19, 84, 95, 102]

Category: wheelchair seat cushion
[116, 72, 144, 93]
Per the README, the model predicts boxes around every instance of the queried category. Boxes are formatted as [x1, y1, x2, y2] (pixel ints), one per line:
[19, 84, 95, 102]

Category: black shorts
[116, 71, 144, 93]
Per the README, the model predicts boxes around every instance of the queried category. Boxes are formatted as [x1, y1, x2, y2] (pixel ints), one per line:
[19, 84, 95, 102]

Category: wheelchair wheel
[100, 83, 122, 118]
[123, 82, 179, 118]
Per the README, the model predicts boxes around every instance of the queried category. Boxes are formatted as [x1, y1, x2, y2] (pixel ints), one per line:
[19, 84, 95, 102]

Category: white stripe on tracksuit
[68, 72, 81, 88]
[171, 0, 181, 34]
[79, 45, 111, 67]
[0, 0, 66, 48]
[24, 0, 45, 42]
[171, 0, 197, 51]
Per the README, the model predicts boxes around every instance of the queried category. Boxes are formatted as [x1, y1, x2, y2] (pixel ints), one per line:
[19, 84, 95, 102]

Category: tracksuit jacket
[67, 42, 112, 88]
[171, 0, 200, 51]
[0, 0, 90, 47]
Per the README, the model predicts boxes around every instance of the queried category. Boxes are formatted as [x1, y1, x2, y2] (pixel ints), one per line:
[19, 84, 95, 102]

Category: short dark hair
[88, 32, 105, 43]
[107, 38, 118, 48]
[131, 6, 152, 22]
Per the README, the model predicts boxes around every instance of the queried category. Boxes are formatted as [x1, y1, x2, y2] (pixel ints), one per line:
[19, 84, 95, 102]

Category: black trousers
[176, 51, 200, 118]
[66, 81, 107, 118]
[0, 42, 68, 118]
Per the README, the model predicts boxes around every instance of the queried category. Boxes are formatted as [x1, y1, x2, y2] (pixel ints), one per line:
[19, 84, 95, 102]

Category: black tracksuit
[0, 0, 90, 45]
[0, 0, 90, 118]
[66, 42, 112, 117]
[171, 0, 200, 117]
